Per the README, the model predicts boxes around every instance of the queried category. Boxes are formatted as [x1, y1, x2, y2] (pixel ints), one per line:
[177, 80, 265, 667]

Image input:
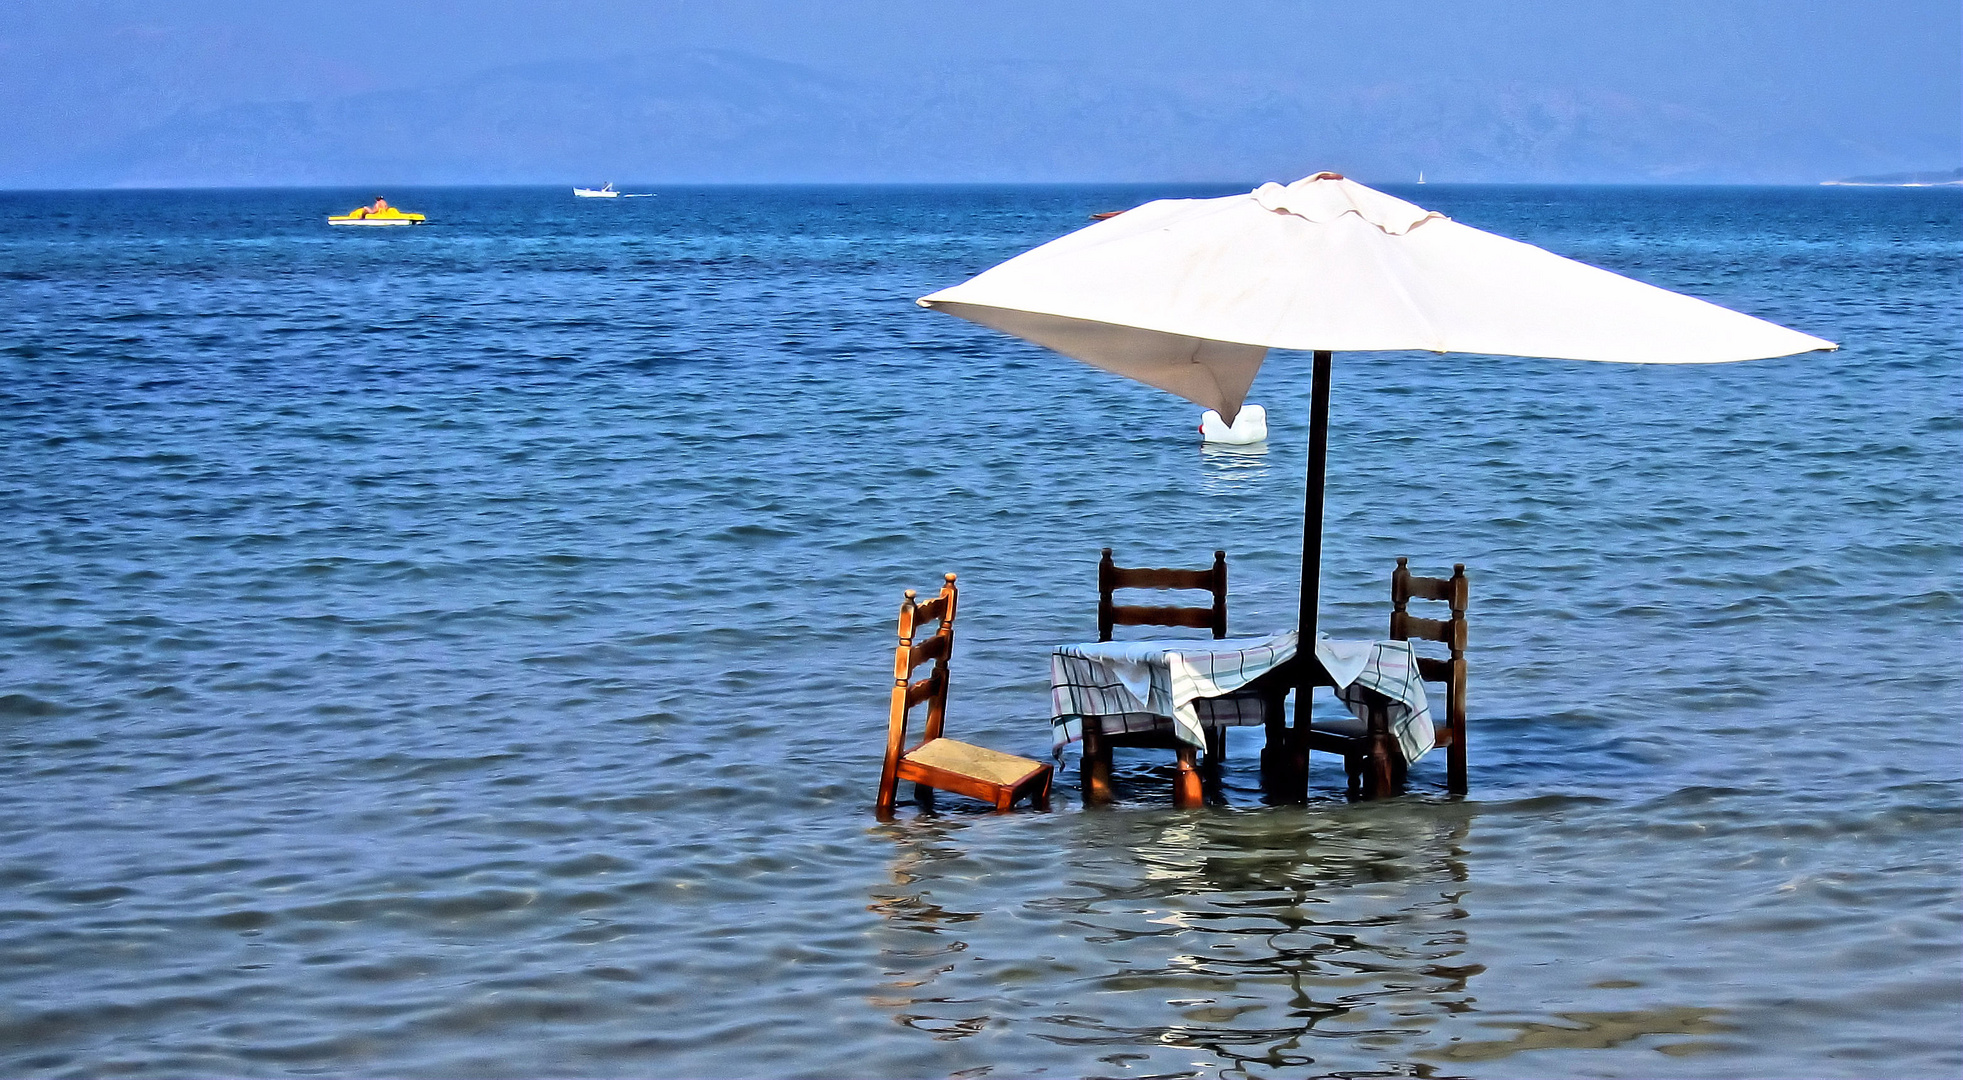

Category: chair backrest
[886, 573, 958, 755]
[1098, 548, 1227, 641]
[1390, 557, 1467, 697]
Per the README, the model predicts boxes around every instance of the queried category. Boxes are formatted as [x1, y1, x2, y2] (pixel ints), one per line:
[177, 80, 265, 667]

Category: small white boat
[1200, 404, 1268, 445]
[574, 183, 619, 198]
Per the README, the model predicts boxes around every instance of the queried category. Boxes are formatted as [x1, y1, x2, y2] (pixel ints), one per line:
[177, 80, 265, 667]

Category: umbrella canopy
[920, 173, 1836, 424]
[917, 173, 1837, 744]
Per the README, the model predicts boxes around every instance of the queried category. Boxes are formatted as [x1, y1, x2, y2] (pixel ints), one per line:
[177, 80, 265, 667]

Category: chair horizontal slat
[1399, 575, 1455, 602]
[1392, 611, 1447, 641]
[1393, 612, 1464, 648]
[906, 631, 950, 671]
[1111, 566, 1217, 592]
[1415, 656, 1452, 683]
[908, 595, 948, 626]
[904, 671, 942, 708]
[1109, 604, 1215, 629]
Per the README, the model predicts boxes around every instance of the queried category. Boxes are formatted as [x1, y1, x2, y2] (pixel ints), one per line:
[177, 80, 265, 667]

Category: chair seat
[1304, 717, 1372, 759]
[902, 738, 1049, 789]
[1311, 716, 1454, 746]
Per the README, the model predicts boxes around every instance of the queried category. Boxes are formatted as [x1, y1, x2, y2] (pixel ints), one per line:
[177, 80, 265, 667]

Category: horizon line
[6, 178, 1960, 194]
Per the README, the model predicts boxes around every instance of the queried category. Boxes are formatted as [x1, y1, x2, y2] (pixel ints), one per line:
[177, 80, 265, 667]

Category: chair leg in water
[999, 770, 1052, 811]
[1173, 746, 1203, 808]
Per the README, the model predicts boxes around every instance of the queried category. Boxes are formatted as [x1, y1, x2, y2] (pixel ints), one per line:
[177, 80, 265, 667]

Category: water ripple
[0, 185, 1957, 1078]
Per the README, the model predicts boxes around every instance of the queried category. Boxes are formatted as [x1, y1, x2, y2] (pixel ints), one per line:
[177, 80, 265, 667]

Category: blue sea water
[0, 184, 1958, 1078]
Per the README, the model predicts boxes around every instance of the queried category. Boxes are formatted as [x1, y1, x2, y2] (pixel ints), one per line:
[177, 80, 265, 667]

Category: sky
[1, 0, 1957, 187]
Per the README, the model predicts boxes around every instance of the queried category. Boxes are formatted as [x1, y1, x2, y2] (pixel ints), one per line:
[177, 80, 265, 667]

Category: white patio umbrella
[918, 172, 1835, 700]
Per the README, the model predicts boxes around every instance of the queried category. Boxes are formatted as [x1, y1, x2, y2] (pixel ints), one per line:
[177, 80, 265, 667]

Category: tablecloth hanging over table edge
[1050, 631, 1434, 764]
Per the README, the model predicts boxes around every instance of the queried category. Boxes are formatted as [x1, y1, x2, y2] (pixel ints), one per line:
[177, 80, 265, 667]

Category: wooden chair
[1098, 547, 1228, 642]
[876, 573, 1053, 818]
[1308, 559, 1469, 796]
[1080, 549, 1284, 807]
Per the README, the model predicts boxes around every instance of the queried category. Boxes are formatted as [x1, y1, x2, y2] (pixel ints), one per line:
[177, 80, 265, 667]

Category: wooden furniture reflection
[1081, 548, 1283, 808]
[876, 573, 1053, 818]
[1307, 559, 1470, 796]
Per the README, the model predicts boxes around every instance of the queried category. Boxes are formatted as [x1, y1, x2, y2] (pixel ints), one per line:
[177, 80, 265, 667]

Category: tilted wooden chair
[1079, 549, 1285, 806]
[876, 573, 1053, 818]
[1308, 559, 1470, 796]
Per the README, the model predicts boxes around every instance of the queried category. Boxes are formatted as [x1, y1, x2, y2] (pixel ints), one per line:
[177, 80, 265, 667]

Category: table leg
[1260, 714, 1309, 802]
[1365, 690, 1399, 799]
[1286, 724, 1311, 801]
[1081, 721, 1113, 806]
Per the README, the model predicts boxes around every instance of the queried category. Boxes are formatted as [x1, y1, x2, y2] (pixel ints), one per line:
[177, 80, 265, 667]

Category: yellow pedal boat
[328, 205, 426, 226]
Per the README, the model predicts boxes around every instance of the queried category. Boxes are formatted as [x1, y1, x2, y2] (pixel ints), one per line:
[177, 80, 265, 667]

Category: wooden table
[1050, 633, 1431, 804]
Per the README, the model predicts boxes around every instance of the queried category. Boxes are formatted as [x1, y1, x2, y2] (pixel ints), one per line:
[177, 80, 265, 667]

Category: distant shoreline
[1819, 180, 1963, 188]
[1820, 168, 1963, 188]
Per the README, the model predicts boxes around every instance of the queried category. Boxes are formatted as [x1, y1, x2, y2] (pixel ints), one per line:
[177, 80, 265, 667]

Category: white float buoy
[1200, 404, 1267, 445]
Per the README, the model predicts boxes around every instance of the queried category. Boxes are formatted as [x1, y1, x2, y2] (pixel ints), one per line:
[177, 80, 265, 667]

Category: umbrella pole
[1298, 349, 1332, 655]
[1284, 349, 1333, 797]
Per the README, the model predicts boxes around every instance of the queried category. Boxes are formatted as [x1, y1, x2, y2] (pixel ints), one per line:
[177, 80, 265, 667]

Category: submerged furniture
[1053, 631, 1436, 800]
[1055, 633, 1294, 808]
[1308, 559, 1469, 796]
[1076, 549, 1286, 807]
[876, 573, 1053, 818]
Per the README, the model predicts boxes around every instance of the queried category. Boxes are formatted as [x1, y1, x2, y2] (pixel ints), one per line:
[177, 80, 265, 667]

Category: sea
[1, 184, 1957, 1079]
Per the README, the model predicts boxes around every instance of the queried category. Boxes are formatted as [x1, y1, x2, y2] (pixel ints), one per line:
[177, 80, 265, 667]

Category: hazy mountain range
[19, 49, 1960, 188]
[1821, 168, 1963, 186]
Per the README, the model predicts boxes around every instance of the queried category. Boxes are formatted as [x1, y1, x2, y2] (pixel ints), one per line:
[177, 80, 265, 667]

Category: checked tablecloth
[1050, 630, 1433, 763]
